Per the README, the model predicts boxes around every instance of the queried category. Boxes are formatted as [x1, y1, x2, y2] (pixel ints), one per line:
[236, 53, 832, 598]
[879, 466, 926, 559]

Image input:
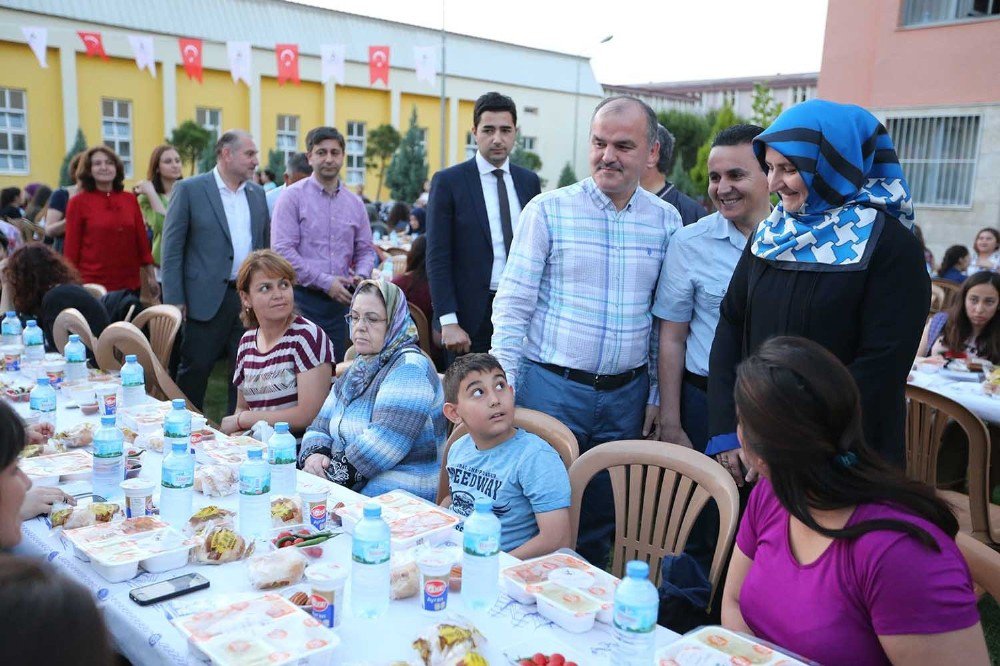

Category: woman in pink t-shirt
[722, 336, 988, 666]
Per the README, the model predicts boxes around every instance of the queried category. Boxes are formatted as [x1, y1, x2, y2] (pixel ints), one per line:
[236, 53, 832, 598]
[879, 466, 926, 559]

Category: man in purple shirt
[272, 126, 376, 361]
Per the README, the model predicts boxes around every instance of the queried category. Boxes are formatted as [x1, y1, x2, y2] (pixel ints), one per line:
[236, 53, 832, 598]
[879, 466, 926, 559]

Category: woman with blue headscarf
[707, 100, 929, 477]
[299, 279, 447, 500]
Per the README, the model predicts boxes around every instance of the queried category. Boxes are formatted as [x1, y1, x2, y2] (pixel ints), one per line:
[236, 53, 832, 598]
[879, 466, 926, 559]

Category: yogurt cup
[299, 485, 329, 531]
[416, 548, 454, 614]
[306, 563, 347, 628]
[95, 384, 117, 416]
[120, 478, 156, 518]
[66, 382, 95, 406]
[191, 415, 208, 431]
[1, 344, 23, 372]
[44, 359, 66, 387]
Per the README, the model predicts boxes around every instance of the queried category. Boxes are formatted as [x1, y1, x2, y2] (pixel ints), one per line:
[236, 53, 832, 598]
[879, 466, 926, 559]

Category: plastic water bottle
[351, 503, 391, 619]
[1, 311, 22, 346]
[268, 422, 297, 496]
[462, 497, 501, 611]
[29, 376, 57, 427]
[238, 446, 271, 538]
[163, 399, 192, 454]
[120, 355, 145, 408]
[92, 415, 125, 501]
[22, 320, 44, 364]
[614, 560, 659, 665]
[159, 441, 194, 528]
[64, 334, 88, 382]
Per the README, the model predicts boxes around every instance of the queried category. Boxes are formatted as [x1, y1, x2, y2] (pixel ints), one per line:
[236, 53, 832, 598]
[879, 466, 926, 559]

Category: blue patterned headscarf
[750, 99, 914, 271]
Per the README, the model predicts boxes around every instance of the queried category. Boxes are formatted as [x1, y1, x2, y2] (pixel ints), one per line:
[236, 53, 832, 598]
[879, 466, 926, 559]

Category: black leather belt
[538, 362, 646, 391]
[683, 370, 708, 392]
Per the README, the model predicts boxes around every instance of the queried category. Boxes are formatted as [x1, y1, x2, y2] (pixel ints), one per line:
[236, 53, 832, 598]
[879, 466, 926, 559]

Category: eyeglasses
[344, 313, 387, 328]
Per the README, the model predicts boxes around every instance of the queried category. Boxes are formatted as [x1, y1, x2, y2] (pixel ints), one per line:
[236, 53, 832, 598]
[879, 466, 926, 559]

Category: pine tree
[267, 150, 286, 181]
[509, 136, 542, 173]
[385, 108, 428, 204]
[557, 162, 577, 188]
[365, 124, 401, 201]
[198, 130, 218, 174]
[59, 128, 87, 186]
[168, 120, 212, 176]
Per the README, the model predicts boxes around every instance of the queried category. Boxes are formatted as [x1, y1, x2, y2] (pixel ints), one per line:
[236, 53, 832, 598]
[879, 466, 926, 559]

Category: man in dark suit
[161, 130, 270, 412]
[426, 92, 542, 358]
[641, 124, 707, 226]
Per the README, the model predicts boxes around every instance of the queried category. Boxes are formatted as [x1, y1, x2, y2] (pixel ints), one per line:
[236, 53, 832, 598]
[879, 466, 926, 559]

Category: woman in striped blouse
[221, 250, 334, 435]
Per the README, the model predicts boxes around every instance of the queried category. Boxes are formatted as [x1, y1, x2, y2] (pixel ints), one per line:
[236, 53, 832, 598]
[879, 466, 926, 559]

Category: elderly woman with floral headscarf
[299, 279, 446, 500]
[707, 100, 929, 480]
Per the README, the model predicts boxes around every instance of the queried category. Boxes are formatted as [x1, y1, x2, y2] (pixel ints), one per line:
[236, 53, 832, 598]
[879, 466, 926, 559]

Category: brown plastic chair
[905, 384, 994, 545]
[958, 531, 1000, 599]
[52, 308, 99, 354]
[391, 254, 407, 277]
[408, 303, 434, 357]
[568, 439, 740, 599]
[930, 284, 946, 314]
[436, 407, 580, 504]
[129, 304, 182, 369]
[386, 247, 409, 257]
[94, 322, 199, 412]
[931, 278, 961, 310]
[83, 283, 107, 300]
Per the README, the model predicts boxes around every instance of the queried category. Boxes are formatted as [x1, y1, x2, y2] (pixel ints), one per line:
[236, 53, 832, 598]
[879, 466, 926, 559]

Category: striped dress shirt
[490, 177, 681, 405]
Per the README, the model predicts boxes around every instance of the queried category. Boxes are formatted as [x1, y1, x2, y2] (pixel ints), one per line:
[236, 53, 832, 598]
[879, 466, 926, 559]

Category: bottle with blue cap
[163, 399, 192, 454]
[120, 354, 145, 409]
[160, 440, 194, 528]
[1, 311, 22, 346]
[92, 415, 125, 501]
[462, 497, 502, 611]
[351, 502, 391, 618]
[29, 376, 57, 428]
[268, 422, 297, 495]
[64, 334, 88, 381]
[22, 320, 44, 364]
[238, 446, 271, 538]
[614, 559, 659, 664]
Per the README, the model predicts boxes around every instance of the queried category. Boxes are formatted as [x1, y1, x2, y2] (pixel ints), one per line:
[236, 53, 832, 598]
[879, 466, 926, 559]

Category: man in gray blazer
[161, 130, 270, 412]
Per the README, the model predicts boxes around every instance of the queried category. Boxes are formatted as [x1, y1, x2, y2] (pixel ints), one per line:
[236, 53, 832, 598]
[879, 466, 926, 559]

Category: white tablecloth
[909, 369, 1000, 424]
[12, 396, 679, 665]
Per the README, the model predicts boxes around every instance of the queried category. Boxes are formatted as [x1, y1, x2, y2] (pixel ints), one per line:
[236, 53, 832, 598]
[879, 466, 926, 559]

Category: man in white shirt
[161, 130, 270, 411]
[265, 152, 312, 216]
[426, 92, 542, 358]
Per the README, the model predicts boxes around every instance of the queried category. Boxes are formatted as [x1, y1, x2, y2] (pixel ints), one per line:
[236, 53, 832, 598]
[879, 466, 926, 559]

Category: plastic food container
[121, 478, 156, 518]
[502, 553, 596, 604]
[305, 563, 347, 628]
[63, 516, 196, 582]
[533, 581, 602, 634]
[549, 566, 617, 623]
[335, 490, 459, 550]
[269, 523, 337, 559]
[415, 548, 455, 614]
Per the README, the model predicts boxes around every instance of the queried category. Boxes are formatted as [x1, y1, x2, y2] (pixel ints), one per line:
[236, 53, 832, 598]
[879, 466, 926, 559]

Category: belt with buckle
[683, 370, 708, 392]
[538, 362, 646, 391]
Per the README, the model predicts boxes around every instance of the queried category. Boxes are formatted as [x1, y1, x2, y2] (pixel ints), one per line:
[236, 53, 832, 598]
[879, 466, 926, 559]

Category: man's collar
[476, 151, 510, 175]
[308, 173, 341, 194]
[213, 166, 246, 194]
[583, 177, 640, 212]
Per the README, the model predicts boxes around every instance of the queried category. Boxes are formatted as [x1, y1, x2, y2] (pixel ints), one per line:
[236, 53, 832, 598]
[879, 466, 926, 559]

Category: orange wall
[819, 0, 1000, 108]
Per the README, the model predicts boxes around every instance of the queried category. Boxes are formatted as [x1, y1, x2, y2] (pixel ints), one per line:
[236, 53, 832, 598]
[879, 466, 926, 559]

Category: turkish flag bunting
[369, 46, 390, 85]
[276, 43, 299, 86]
[179, 38, 203, 83]
[78, 31, 108, 60]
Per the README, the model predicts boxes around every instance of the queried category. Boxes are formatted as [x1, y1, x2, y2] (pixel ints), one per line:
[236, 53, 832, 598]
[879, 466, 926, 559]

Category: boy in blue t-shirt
[441, 353, 571, 558]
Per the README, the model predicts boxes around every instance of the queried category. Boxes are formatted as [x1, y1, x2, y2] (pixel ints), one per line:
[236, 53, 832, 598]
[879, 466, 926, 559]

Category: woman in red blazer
[64, 146, 158, 297]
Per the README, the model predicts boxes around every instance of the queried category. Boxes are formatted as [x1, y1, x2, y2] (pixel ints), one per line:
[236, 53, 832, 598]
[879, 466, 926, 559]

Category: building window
[102, 98, 133, 177]
[722, 90, 737, 108]
[523, 106, 539, 115]
[902, 0, 999, 26]
[0, 88, 28, 174]
[465, 131, 477, 160]
[886, 114, 981, 207]
[196, 107, 222, 138]
[276, 114, 299, 166]
[790, 86, 810, 104]
[345, 121, 366, 187]
[415, 128, 428, 153]
[521, 136, 537, 151]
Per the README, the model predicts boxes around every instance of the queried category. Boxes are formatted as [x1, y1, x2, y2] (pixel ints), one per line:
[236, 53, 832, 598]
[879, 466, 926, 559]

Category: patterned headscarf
[750, 99, 914, 271]
[335, 278, 419, 403]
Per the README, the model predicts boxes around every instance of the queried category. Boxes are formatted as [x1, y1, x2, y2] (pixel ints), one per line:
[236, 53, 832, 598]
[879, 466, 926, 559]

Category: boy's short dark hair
[443, 353, 506, 404]
[473, 92, 517, 128]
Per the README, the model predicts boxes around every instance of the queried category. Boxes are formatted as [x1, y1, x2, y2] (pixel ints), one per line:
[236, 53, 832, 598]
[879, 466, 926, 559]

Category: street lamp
[572, 35, 614, 173]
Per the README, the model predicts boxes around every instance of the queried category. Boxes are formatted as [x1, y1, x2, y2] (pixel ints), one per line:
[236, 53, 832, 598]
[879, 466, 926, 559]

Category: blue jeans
[515, 359, 648, 568]
[294, 286, 348, 362]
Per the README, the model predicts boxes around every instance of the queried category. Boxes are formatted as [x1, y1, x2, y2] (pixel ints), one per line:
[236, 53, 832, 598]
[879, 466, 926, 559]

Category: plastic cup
[67, 383, 95, 406]
[120, 478, 156, 518]
[1, 344, 23, 372]
[416, 548, 454, 614]
[43, 359, 66, 387]
[95, 384, 117, 416]
[299, 485, 329, 531]
[307, 563, 347, 628]
[191, 415, 208, 431]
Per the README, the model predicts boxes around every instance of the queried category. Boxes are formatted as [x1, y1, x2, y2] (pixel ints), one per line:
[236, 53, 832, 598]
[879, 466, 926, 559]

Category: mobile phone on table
[129, 573, 210, 606]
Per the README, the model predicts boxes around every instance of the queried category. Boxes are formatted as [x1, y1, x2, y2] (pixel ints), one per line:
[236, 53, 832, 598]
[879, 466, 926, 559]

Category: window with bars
[276, 115, 299, 166]
[790, 86, 810, 105]
[346, 121, 366, 186]
[197, 107, 222, 138]
[902, 0, 999, 26]
[722, 90, 737, 108]
[522, 136, 537, 151]
[102, 98, 132, 176]
[465, 131, 477, 160]
[0, 88, 28, 173]
[885, 114, 981, 207]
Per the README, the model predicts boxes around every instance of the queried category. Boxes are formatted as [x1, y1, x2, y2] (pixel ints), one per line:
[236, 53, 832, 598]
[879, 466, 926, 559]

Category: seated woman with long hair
[723, 336, 987, 666]
[936, 244, 969, 284]
[917, 271, 1000, 364]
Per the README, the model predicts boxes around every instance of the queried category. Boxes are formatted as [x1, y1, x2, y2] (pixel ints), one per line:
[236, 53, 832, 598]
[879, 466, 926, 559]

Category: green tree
[658, 109, 711, 173]
[198, 130, 218, 174]
[168, 120, 212, 176]
[509, 136, 542, 173]
[750, 82, 783, 128]
[557, 162, 577, 188]
[689, 104, 744, 196]
[668, 160, 701, 200]
[59, 128, 87, 186]
[365, 123, 401, 201]
[385, 108, 428, 204]
[266, 149, 286, 181]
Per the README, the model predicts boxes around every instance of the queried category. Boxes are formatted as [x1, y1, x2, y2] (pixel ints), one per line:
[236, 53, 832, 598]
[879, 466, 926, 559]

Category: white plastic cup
[416, 548, 455, 614]
[120, 478, 156, 518]
[299, 486, 330, 531]
[307, 563, 347, 628]
[1, 344, 23, 372]
[67, 383, 95, 406]
[95, 384, 117, 416]
[43, 359, 66, 388]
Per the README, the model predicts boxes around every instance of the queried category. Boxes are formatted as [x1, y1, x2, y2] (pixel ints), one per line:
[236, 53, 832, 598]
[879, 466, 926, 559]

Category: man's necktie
[493, 169, 513, 255]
